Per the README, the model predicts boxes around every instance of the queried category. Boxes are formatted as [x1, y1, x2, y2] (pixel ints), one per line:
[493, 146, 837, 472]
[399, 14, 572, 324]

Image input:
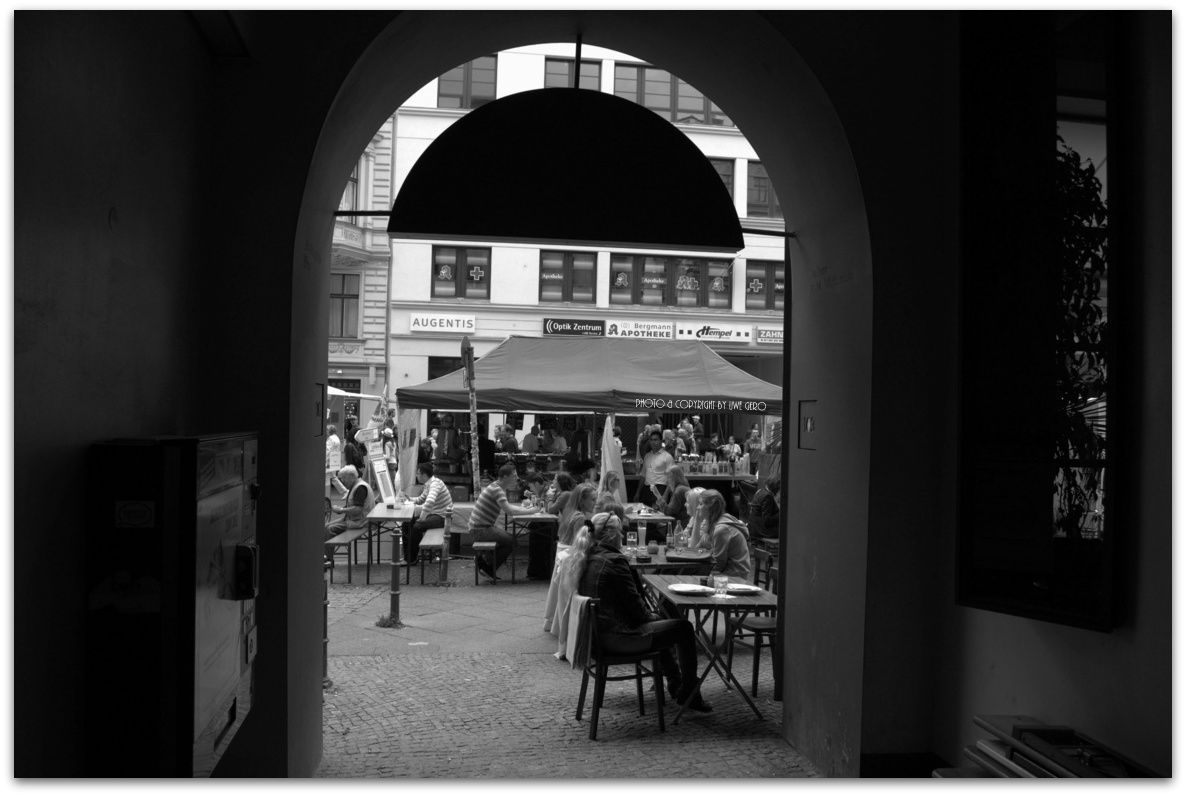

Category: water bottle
[673, 522, 685, 550]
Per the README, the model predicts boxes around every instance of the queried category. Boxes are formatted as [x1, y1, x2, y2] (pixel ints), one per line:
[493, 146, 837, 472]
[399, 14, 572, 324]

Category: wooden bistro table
[503, 509, 558, 584]
[364, 502, 415, 585]
[625, 547, 710, 576]
[642, 573, 778, 723]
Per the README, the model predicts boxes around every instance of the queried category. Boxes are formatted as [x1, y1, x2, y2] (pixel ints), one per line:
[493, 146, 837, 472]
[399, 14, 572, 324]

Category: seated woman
[594, 470, 623, 511]
[557, 482, 597, 548]
[747, 475, 781, 540]
[576, 512, 711, 712]
[545, 471, 576, 515]
[688, 488, 752, 581]
[654, 464, 692, 530]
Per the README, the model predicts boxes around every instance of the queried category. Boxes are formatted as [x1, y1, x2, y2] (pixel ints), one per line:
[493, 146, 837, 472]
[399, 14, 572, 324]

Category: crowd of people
[323, 407, 785, 719]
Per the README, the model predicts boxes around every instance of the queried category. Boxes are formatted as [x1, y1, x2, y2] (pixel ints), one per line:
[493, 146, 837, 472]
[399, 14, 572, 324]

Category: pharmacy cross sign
[748, 278, 764, 293]
[469, 266, 485, 282]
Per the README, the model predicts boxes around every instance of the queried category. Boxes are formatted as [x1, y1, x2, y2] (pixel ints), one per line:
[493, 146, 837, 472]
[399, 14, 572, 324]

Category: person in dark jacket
[747, 475, 781, 540]
[577, 513, 712, 712]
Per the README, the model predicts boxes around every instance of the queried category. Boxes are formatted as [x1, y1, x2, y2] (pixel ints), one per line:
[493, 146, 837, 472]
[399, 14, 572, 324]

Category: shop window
[610, 254, 732, 309]
[437, 55, 498, 109]
[329, 273, 360, 337]
[745, 261, 785, 311]
[544, 58, 601, 90]
[432, 247, 490, 300]
[539, 251, 596, 303]
[747, 161, 782, 218]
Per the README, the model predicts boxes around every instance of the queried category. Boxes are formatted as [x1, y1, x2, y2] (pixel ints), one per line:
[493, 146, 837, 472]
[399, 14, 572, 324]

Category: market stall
[394, 336, 782, 498]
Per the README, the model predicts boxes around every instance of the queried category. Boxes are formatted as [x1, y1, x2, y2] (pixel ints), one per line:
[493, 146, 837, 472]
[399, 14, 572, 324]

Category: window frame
[437, 55, 498, 110]
[539, 250, 597, 304]
[744, 260, 786, 311]
[613, 64, 732, 127]
[543, 57, 602, 90]
[431, 246, 491, 300]
[328, 272, 361, 338]
[710, 158, 735, 200]
[746, 161, 783, 219]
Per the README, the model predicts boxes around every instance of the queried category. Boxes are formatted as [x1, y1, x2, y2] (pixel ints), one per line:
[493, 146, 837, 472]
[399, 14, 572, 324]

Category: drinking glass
[713, 574, 730, 597]
[626, 530, 638, 550]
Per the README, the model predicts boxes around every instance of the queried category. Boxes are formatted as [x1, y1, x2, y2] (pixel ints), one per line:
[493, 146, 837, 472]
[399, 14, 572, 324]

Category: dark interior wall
[789, 12, 963, 757]
[930, 12, 1172, 775]
[14, 12, 214, 774]
[13, 10, 396, 776]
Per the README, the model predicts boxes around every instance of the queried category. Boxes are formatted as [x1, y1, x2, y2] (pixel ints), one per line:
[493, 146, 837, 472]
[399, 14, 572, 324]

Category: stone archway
[292, 10, 873, 775]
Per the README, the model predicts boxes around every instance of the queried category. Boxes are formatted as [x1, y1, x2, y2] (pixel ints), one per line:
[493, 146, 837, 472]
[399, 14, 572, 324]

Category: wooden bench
[416, 528, 447, 584]
[472, 541, 499, 585]
[324, 527, 368, 584]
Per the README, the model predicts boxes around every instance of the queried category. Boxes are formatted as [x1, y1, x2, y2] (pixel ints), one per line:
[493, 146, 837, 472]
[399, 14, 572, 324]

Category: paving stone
[317, 557, 821, 778]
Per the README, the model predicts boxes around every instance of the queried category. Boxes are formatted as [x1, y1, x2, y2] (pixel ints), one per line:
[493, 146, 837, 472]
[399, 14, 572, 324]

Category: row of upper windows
[438, 55, 731, 128]
[430, 247, 784, 311]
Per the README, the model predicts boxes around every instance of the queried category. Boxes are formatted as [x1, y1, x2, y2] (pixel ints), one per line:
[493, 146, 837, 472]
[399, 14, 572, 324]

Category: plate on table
[726, 583, 763, 594]
[668, 583, 715, 595]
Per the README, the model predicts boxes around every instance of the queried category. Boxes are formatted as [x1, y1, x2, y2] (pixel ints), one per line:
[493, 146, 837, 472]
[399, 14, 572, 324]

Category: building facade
[331, 43, 787, 441]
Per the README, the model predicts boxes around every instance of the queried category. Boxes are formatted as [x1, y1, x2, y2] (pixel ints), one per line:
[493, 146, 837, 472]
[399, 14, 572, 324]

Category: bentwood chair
[575, 599, 672, 740]
[727, 546, 780, 697]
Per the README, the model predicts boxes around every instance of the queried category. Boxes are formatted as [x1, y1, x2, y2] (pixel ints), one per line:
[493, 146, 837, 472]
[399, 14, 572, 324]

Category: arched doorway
[292, 10, 872, 775]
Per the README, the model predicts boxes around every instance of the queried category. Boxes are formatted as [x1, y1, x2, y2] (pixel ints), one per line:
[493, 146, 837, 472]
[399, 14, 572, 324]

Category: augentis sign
[544, 318, 605, 336]
[409, 313, 476, 333]
[633, 396, 770, 412]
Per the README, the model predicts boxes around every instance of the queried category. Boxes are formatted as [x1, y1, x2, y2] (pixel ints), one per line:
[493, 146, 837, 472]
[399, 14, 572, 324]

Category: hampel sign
[675, 322, 753, 342]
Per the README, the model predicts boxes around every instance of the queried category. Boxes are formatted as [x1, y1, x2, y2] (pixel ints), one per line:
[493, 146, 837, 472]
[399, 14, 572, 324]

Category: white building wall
[339, 43, 787, 430]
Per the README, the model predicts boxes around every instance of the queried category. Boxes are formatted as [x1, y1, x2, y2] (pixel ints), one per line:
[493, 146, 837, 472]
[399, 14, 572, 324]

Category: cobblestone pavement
[316, 555, 822, 779]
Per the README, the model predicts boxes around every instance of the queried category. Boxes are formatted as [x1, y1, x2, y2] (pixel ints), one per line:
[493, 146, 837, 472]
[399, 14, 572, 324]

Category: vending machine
[85, 434, 260, 777]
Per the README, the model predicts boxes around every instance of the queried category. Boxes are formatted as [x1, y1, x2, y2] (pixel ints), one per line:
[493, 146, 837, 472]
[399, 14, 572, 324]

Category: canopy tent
[393, 336, 780, 495]
[395, 336, 782, 415]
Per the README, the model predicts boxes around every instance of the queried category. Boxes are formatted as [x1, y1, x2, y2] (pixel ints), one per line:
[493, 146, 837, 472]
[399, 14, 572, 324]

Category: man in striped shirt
[406, 462, 453, 565]
[469, 463, 539, 581]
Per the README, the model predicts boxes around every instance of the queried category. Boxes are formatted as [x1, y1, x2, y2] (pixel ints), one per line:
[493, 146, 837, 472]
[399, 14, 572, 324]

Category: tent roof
[395, 336, 781, 415]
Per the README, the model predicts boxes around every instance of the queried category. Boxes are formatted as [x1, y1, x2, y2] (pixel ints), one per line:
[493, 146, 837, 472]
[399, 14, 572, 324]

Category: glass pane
[748, 162, 772, 217]
[1053, 465, 1105, 540]
[640, 257, 667, 306]
[464, 249, 489, 300]
[342, 298, 358, 336]
[674, 258, 700, 307]
[610, 255, 634, 304]
[571, 253, 595, 303]
[579, 62, 601, 90]
[544, 60, 570, 89]
[745, 263, 766, 310]
[711, 159, 734, 198]
[706, 261, 731, 309]
[433, 249, 457, 298]
[329, 298, 343, 336]
[676, 81, 706, 124]
[539, 251, 565, 301]
[643, 68, 672, 114]
[343, 274, 359, 295]
[330, 273, 344, 293]
[773, 265, 785, 311]
[708, 100, 732, 127]
[613, 65, 638, 99]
